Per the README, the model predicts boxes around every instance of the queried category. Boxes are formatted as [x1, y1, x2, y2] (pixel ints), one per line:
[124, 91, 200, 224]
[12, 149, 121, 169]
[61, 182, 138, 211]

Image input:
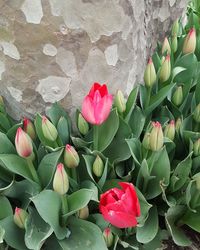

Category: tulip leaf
[172, 67, 186, 79]
[58, 217, 107, 250]
[0, 226, 5, 243]
[31, 190, 69, 240]
[0, 132, 16, 154]
[181, 208, 200, 233]
[0, 196, 12, 220]
[124, 86, 139, 122]
[0, 113, 11, 132]
[38, 149, 63, 188]
[126, 138, 142, 166]
[80, 180, 99, 202]
[129, 106, 145, 138]
[57, 117, 70, 145]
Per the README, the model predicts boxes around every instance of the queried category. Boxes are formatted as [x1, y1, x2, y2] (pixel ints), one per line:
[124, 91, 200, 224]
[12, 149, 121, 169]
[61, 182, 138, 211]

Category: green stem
[93, 125, 99, 151]
[71, 168, 78, 183]
[61, 194, 68, 226]
[27, 159, 40, 184]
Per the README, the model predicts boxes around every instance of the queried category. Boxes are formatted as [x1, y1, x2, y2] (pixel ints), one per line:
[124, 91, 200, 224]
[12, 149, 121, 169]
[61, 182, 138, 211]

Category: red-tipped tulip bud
[92, 155, 104, 177]
[142, 132, 151, 150]
[149, 121, 163, 151]
[171, 19, 179, 36]
[193, 139, 200, 157]
[114, 90, 126, 113]
[23, 118, 36, 140]
[103, 228, 114, 248]
[159, 55, 171, 83]
[164, 120, 175, 141]
[171, 35, 178, 53]
[144, 58, 157, 88]
[78, 206, 89, 219]
[183, 28, 196, 54]
[172, 86, 183, 106]
[42, 116, 58, 141]
[162, 37, 171, 55]
[77, 113, 89, 135]
[14, 207, 28, 229]
[15, 128, 33, 158]
[193, 103, 200, 123]
[175, 118, 182, 132]
[53, 163, 69, 195]
[64, 144, 80, 168]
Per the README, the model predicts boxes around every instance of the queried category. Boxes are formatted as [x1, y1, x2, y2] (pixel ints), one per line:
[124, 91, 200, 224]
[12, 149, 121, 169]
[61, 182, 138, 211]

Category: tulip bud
[142, 132, 151, 150]
[164, 120, 175, 141]
[171, 19, 179, 37]
[103, 228, 114, 248]
[175, 118, 182, 132]
[193, 173, 200, 190]
[149, 121, 164, 151]
[0, 96, 4, 106]
[78, 206, 89, 219]
[77, 113, 89, 135]
[171, 35, 178, 53]
[159, 55, 171, 83]
[193, 139, 200, 157]
[23, 118, 36, 140]
[161, 56, 165, 65]
[193, 103, 200, 123]
[64, 144, 80, 168]
[42, 116, 58, 141]
[53, 163, 69, 195]
[114, 90, 126, 113]
[144, 58, 157, 88]
[182, 28, 196, 54]
[92, 155, 104, 177]
[162, 37, 171, 55]
[172, 86, 183, 106]
[15, 128, 33, 158]
[13, 207, 28, 229]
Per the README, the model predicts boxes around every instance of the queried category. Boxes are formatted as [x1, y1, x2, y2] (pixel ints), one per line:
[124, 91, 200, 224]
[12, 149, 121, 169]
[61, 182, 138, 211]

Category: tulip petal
[94, 94, 113, 124]
[81, 96, 96, 124]
[99, 84, 108, 97]
[89, 83, 101, 98]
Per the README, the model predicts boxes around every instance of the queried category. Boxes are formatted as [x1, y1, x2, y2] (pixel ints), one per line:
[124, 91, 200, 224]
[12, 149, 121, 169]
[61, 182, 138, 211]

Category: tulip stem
[71, 168, 78, 183]
[145, 87, 152, 109]
[27, 159, 40, 184]
[93, 125, 99, 151]
[61, 195, 68, 226]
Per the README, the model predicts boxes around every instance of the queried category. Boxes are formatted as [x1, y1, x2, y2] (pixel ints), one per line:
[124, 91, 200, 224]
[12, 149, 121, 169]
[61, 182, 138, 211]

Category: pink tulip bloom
[81, 83, 113, 125]
[15, 127, 33, 158]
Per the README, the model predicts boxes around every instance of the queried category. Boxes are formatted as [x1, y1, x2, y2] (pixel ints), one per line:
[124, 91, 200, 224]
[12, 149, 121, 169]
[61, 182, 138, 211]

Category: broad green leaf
[0, 179, 14, 193]
[57, 117, 70, 145]
[0, 113, 11, 132]
[80, 180, 99, 202]
[0, 196, 12, 220]
[129, 106, 145, 138]
[0, 226, 5, 243]
[58, 217, 107, 250]
[172, 67, 186, 79]
[0, 132, 16, 154]
[126, 138, 142, 166]
[31, 190, 68, 240]
[124, 86, 139, 121]
[181, 208, 200, 233]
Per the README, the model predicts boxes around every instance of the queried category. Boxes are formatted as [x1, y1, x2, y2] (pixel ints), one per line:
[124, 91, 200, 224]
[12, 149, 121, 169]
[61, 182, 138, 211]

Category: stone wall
[0, 0, 187, 119]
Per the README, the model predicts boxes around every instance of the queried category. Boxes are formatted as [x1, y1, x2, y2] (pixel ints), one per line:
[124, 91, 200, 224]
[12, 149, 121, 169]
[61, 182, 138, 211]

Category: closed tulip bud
[103, 228, 114, 248]
[64, 144, 80, 168]
[193, 103, 200, 123]
[164, 120, 175, 141]
[144, 58, 157, 88]
[159, 55, 171, 83]
[172, 86, 183, 106]
[77, 113, 89, 135]
[150, 121, 163, 151]
[142, 132, 151, 150]
[78, 206, 89, 219]
[193, 139, 200, 157]
[175, 118, 182, 132]
[0, 96, 4, 105]
[162, 37, 171, 55]
[193, 173, 200, 190]
[161, 56, 165, 64]
[53, 163, 69, 195]
[183, 28, 196, 54]
[42, 116, 58, 141]
[92, 155, 104, 177]
[14, 207, 28, 229]
[171, 19, 179, 36]
[23, 118, 36, 140]
[171, 35, 178, 53]
[15, 128, 33, 158]
[114, 90, 126, 113]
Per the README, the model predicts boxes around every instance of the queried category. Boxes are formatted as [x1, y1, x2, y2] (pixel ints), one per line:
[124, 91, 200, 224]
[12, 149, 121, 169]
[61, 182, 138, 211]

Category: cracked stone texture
[0, 0, 187, 120]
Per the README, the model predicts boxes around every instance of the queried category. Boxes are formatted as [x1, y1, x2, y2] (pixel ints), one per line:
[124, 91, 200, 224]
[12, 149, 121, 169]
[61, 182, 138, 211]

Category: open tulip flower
[99, 182, 140, 228]
[81, 83, 113, 125]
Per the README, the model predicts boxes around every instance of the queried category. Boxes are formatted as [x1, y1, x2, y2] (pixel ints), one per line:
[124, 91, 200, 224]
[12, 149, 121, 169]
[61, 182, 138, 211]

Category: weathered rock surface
[0, 0, 187, 119]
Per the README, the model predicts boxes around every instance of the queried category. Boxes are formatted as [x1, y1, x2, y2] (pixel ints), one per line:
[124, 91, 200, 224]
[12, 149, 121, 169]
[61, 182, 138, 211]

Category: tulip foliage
[1, 8, 200, 250]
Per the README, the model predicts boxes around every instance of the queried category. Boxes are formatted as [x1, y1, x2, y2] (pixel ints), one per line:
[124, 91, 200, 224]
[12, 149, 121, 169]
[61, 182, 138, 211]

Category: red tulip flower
[99, 182, 140, 228]
[81, 83, 113, 125]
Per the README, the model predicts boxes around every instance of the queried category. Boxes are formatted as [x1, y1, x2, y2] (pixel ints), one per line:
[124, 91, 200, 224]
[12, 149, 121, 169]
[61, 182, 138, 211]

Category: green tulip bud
[64, 144, 80, 168]
[23, 118, 36, 140]
[175, 118, 182, 132]
[42, 116, 58, 141]
[78, 113, 89, 135]
[92, 155, 104, 177]
[103, 228, 114, 248]
[193, 139, 200, 157]
[193, 173, 200, 190]
[164, 120, 175, 141]
[172, 86, 183, 106]
[193, 103, 200, 123]
[183, 28, 196, 55]
[144, 58, 157, 88]
[149, 121, 164, 151]
[162, 37, 171, 55]
[53, 163, 69, 195]
[114, 90, 126, 113]
[160, 56, 165, 64]
[142, 132, 151, 150]
[78, 206, 89, 219]
[171, 35, 178, 53]
[171, 19, 179, 37]
[14, 207, 28, 229]
[159, 55, 171, 83]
